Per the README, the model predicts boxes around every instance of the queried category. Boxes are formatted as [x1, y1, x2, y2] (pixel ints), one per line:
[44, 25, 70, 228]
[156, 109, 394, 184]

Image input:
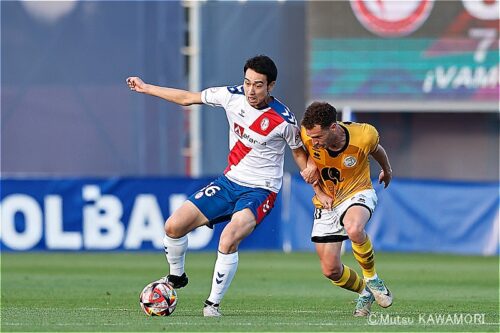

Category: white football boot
[365, 277, 393, 308]
[203, 301, 221, 317]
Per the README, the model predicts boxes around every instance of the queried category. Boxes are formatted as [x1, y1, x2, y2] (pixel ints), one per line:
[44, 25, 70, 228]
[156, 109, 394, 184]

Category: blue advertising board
[1, 176, 498, 255]
[285, 175, 499, 255]
[0, 177, 282, 251]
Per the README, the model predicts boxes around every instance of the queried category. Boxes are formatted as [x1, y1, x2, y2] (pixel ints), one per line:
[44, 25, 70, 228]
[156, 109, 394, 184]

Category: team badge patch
[343, 156, 357, 167]
[260, 118, 270, 131]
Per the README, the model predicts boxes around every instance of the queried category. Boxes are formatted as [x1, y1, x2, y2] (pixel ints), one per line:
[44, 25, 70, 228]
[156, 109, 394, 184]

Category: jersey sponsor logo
[242, 134, 267, 146]
[321, 167, 344, 185]
[343, 156, 357, 167]
[235, 122, 267, 146]
[350, 0, 434, 37]
[234, 123, 245, 139]
[238, 109, 246, 117]
[260, 118, 270, 131]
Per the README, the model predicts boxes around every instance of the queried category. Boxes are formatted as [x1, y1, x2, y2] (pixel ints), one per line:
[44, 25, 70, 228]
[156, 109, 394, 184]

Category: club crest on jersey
[234, 123, 245, 138]
[343, 156, 357, 167]
[260, 118, 270, 131]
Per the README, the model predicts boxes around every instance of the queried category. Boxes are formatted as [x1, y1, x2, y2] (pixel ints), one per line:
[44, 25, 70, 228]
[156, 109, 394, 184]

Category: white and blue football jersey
[201, 85, 302, 193]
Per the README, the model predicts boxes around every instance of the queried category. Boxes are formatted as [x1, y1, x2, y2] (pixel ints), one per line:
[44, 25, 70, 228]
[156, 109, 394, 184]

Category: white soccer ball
[139, 280, 178, 316]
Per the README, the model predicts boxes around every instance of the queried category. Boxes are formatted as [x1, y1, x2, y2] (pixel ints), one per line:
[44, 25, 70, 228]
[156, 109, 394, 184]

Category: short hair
[301, 102, 337, 129]
[244, 55, 277, 84]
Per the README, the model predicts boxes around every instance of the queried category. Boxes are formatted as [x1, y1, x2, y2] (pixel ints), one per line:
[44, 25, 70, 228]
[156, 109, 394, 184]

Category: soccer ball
[139, 280, 178, 316]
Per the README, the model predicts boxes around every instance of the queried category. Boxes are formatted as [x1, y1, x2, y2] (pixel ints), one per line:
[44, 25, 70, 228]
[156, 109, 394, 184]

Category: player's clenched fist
[126, 76, 147, 93]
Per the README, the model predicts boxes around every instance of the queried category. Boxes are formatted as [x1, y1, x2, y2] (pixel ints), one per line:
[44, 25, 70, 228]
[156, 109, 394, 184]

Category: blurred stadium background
[1, 0, 499, 255]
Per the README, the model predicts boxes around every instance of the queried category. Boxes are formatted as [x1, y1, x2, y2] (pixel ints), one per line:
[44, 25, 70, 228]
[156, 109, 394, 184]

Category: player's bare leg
[316, 242, 344, 282]
[344, 206, 393, 308]
[204, 208, 256, 317]
[166, 200, 209, 238]
[316, 242, 374, 316]
[217, 208, 256, 253]
[162, 201, 209, 289]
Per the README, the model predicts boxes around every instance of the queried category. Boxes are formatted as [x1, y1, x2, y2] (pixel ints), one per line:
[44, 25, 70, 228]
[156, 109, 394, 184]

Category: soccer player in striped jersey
[126, 55, 315, 317]
[300, 101, 393, 317]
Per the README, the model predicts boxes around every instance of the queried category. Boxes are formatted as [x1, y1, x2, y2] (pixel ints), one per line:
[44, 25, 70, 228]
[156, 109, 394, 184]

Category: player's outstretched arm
[126, 76, 202, 106]
[370, 144, 393, 188]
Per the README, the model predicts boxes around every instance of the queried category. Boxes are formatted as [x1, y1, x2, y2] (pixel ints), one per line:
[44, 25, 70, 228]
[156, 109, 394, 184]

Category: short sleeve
[201, 86, 232, 108]
[282, 123, 303, 150]
[363, 124, 380, 153]
[300, 126, 312, 151]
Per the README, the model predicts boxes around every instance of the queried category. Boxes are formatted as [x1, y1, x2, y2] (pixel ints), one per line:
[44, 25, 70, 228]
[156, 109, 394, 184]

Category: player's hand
[300, 166, 319, 184]
[126, 77, 147, 93]
[378, 169, 392, 188]
[317, 192, 333, 211]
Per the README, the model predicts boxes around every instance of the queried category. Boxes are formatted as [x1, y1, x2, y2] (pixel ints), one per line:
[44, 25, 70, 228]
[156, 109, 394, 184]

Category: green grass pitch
[1, 252, 498, 332]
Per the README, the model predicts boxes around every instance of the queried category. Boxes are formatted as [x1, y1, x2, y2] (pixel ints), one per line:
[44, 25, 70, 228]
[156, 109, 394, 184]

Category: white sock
[163, 234, 188, 276]
[207, 251, 239, 305]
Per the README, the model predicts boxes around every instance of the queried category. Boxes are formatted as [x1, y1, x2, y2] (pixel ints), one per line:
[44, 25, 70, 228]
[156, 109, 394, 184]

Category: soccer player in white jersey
[126, 55, 315, 317]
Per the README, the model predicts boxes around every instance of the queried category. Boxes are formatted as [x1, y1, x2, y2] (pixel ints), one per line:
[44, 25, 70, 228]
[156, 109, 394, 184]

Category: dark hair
[244, 55, 277, 83]
[301, 102, 337, 129]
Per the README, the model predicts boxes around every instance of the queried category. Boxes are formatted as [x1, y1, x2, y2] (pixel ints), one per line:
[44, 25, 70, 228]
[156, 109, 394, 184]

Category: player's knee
[218, 235, 238, 253]
[322, 264, 343, 281]
[164, 222, 177, 238]
[164, 219, 183, 238]
[231, 212, 256, 228]
[344, 221, 365, 243]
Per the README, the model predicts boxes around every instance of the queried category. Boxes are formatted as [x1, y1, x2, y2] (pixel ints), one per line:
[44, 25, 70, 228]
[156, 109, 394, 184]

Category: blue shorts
[188, 175, 277, 227]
